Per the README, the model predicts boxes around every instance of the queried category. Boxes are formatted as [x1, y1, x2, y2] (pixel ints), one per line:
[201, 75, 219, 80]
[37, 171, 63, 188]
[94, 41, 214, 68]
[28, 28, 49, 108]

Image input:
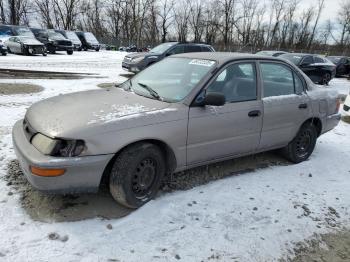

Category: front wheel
[67, 50, 73, 55]
[282, 123, 317, 163]
[109, 143, 165, 208]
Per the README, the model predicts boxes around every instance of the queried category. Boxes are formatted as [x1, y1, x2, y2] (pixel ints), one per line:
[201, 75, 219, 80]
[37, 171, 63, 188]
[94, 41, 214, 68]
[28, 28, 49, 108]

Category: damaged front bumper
[12, 120, 113, 194]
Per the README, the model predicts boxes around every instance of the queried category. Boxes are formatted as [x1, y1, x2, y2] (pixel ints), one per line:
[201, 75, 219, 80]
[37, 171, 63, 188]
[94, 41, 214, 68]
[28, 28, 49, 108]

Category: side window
[261, 63, 294, 97]
[185, 45, 202, 53]
[168, 45, 184, 55]
[207, 62, 257, 103]
[201, 46, 212, 52]
[302, 56, 314, 65]
[314, 56, 324, 63]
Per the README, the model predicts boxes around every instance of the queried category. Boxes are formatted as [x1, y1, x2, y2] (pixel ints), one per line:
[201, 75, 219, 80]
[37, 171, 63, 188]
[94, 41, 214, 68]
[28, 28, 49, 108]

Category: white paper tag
[189, 59, 215, 67]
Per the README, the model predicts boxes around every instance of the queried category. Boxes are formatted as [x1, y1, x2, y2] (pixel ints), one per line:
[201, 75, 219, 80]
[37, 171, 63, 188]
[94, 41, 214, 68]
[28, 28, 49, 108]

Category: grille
[56, 40, 72, 46]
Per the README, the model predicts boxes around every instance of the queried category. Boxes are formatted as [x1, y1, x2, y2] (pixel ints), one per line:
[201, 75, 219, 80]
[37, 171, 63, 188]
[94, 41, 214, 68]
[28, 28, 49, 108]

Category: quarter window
[207, 62, 257, 103]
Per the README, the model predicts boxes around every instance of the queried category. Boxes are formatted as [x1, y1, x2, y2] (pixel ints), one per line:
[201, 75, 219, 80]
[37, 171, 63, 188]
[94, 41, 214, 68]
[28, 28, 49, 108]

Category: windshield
[280, 54, 303, 65]
[85, 32, 98, 42]
[150, 42, 177, 53]
[66, 31, 80, 41]
[48, 31, 66, 40]
[14, 27, 35, 38]
[120, 57, 216, 102]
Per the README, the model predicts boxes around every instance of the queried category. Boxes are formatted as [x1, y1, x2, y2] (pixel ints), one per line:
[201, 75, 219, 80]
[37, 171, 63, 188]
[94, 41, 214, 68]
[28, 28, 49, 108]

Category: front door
[187, 62, 263, 165]
[258, 62, 312, 150]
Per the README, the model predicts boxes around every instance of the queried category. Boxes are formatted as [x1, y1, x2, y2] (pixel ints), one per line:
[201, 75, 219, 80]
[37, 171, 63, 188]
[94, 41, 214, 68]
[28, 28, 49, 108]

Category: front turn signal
[30, 166, 66, 177]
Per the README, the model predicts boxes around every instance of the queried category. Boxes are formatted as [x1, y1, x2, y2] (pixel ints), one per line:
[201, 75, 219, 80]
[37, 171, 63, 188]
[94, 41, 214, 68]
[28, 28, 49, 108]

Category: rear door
[187, 61, 263, 165]
[258, 62, 312, 150]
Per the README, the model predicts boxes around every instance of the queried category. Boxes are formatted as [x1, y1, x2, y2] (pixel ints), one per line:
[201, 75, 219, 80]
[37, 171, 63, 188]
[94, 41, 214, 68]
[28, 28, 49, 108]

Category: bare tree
[158, 0, 174, 42]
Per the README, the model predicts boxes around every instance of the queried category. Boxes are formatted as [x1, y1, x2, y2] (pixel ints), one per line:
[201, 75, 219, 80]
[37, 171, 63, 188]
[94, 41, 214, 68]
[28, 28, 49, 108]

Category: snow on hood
[25, 88, 170, 138]
[21, 38, 44, 45]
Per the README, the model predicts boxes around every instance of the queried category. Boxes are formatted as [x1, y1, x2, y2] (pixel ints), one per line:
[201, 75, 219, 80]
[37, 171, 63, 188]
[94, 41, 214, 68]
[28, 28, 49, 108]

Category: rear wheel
[109, 143, 165, 208]
[320, 73, 331, 85]
[282, 123, 317, 163]
[48, 45, 56, 54]
[67, 50, 73, 55]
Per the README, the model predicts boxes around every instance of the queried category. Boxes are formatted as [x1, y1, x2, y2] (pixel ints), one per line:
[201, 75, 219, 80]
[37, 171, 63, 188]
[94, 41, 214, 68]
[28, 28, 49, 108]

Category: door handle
[248, 110, 261, 117]
[299, 103, 308, 109]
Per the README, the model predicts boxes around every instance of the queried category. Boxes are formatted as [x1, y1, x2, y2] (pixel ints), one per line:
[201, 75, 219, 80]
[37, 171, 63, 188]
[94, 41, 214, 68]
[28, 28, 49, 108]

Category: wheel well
[304, 117, 322, 137]
[99, 139, 177, 187]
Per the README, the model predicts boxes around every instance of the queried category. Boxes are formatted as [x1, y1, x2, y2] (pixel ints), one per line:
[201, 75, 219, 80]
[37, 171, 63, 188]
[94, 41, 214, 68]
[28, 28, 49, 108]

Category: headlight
[31, 133, 85, 157]
[132, 56, 144, 63]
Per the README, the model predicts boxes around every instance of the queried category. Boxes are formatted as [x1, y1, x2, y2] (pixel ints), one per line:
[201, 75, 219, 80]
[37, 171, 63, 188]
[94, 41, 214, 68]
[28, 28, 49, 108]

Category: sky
[300, 0, 342, 23]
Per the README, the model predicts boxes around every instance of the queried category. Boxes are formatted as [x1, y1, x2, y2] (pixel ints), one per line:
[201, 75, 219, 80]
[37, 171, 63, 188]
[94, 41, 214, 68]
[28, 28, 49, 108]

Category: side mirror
[196, 92, 225, 107]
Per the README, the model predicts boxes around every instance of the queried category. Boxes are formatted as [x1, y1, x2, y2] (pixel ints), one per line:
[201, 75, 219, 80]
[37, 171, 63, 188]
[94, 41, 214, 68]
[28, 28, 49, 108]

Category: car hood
[25, 88, 171, 138]
[125, 52, 148, 59]
[22, 38, 43, 45]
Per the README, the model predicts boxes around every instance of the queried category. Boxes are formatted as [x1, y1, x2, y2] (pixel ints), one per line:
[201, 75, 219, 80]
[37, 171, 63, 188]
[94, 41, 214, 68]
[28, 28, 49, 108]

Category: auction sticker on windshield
[189, 59, 215, 67]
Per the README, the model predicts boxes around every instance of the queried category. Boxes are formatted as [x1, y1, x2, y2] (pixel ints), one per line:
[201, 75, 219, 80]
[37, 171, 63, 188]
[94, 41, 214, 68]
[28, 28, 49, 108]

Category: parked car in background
[0, 24, 36, 38]
[75, 31, 100, 51]
[55, 30, 82, 51]
[6, 36, 46, 56]
[327, 56, 350, 77]
[12, 53, 341, 208]
[0, 39, 7, 55]
[30, 28, 73, 55]
[122, 42, 215, 73]
[280, 53, 336, 85]
[344, 93, 350, 115]
[255, 50, 288, 57]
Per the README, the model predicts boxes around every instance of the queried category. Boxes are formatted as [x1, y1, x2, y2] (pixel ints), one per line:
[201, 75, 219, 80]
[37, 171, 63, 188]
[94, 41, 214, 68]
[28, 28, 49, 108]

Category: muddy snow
[0, 51, 349, 261]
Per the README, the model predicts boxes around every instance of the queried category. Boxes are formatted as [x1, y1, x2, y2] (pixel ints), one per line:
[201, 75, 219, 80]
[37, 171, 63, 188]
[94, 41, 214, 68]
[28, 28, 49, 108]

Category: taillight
[336, 98, 341, 113]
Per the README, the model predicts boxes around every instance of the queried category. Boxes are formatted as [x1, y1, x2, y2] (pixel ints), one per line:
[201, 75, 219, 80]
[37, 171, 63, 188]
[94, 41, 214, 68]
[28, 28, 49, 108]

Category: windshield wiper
[138, 82, 162, 100]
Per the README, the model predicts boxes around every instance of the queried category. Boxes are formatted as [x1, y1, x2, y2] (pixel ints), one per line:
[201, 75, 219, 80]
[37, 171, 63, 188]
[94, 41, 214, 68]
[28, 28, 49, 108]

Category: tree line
[1, 0, 350, 54]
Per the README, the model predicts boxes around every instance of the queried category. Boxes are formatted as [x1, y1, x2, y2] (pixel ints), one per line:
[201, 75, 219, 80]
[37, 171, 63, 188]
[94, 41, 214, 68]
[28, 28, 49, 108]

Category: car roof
[172, 52, 286, 65]
[177, 42, 212, 47]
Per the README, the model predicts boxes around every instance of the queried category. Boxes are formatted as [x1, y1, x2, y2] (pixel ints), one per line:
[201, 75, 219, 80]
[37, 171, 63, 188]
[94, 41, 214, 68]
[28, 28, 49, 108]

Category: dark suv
[75, 31, 100, 51]
[55, 30, 82, 51]
[122, 42, 215, 73]
[30, 28, 73, 55]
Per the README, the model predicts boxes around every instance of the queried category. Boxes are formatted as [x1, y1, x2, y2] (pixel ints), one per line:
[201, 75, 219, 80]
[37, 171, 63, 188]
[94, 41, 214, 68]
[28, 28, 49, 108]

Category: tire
[2, 52, 6, 56]
[67, 50, 73, 55]
[109, 143, 165, 208]
[43, 52, 47, 57]
[22, 46, 29, 56]
[48, 46, 56, 54]
[95, 48, 100, 52]
[282, 123, 318, 163]
[320, 73, 331, 85]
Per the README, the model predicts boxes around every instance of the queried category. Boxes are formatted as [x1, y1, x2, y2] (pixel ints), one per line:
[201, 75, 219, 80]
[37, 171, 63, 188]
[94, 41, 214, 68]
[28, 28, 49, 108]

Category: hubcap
[132, 158, 157, 198]
[296, 130, 312, 158]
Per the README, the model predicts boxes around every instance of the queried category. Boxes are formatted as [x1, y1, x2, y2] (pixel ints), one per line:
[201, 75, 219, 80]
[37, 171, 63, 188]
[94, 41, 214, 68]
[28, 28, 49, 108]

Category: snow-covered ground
[0, 51, 349, 261]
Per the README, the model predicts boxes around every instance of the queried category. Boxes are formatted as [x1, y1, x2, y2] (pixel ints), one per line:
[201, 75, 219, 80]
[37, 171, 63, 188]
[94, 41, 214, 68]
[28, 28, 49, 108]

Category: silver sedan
[12, 53, 341, 208]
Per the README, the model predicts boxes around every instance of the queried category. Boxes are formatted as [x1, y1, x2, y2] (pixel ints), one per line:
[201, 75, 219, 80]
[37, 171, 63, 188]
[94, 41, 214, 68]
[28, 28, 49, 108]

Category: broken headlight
[31, 133, 85, 157]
